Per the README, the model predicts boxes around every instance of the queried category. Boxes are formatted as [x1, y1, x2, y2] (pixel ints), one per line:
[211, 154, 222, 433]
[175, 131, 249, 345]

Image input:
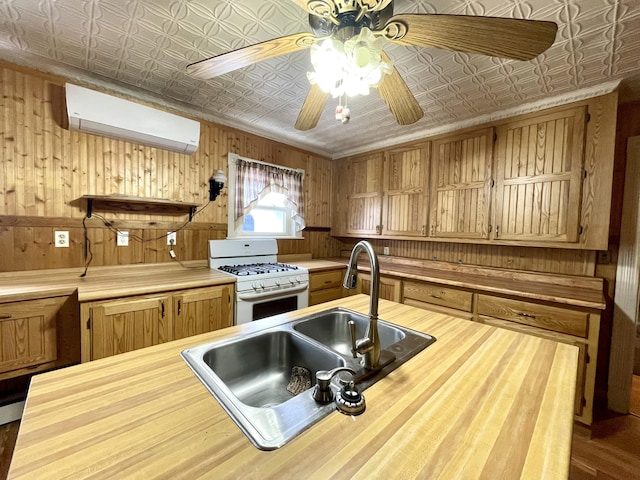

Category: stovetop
[218, 262, 300, 276]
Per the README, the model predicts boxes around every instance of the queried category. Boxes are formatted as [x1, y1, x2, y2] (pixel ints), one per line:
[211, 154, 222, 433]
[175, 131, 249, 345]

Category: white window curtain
[234, 158, 305, 231]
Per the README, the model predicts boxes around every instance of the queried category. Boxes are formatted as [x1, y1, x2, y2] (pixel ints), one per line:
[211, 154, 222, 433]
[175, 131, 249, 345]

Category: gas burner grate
[219, 262, 299, 276]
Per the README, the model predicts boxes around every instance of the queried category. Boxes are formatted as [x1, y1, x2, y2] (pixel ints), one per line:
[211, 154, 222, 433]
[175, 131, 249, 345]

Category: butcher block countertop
[0, 259, 341, 304]
[324, 256, 606, 310]
[9, 295, 578, 479]
[0, 261, 235, 303]
[0, 257, 604, 311]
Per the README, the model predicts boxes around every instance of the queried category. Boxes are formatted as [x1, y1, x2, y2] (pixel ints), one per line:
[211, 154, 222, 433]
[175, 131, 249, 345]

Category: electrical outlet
[117, 231, 129, 246]
[383, 246, 390, 255]
[167, 232, 177, 246]
[54, 231, 69, 248]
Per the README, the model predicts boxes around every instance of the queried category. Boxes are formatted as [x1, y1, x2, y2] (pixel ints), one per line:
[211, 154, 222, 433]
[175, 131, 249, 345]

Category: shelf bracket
[189, 206, 196, 221]
[86, 198, 93, 218]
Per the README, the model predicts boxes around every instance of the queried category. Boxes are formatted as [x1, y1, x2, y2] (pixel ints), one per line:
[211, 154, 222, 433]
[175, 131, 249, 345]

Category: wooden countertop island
[8, 295, 578, 479]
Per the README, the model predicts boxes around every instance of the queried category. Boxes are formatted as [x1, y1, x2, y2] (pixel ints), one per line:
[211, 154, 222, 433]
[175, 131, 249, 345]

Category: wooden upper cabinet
[493, 106, 587, 243]
[345, 152, 384, 235]
[382, 143, 430, 237]
[430, 128, 494, 239]
[305, 155, 333, 228]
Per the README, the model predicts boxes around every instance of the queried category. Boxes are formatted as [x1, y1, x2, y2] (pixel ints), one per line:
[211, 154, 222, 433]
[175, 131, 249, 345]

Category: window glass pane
[240, 207, 288, 234]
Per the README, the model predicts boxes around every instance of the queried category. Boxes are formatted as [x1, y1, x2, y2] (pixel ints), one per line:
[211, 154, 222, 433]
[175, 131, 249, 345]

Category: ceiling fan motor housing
[309, 1, 393, 40]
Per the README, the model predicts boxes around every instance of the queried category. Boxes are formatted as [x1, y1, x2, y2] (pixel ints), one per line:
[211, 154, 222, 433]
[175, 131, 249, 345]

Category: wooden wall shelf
[82, 195, 199, 220]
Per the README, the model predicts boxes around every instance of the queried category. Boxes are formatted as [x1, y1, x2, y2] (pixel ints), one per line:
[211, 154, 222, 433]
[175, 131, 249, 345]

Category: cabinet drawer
[403, 280, 473, 312]
[476, 295, 589, 338]
[310, 269, 344, 291]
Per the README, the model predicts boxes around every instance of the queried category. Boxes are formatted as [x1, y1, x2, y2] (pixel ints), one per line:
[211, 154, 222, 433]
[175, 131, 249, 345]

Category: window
[227, 153, 305, 239]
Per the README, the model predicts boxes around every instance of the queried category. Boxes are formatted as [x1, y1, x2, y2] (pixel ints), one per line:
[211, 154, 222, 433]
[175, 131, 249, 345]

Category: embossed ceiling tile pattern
[0, 0, 638, 157]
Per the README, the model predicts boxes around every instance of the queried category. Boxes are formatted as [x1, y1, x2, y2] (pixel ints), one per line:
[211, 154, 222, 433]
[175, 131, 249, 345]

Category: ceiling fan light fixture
[308, 27, 391, 99]
[308, 38, 348, 95]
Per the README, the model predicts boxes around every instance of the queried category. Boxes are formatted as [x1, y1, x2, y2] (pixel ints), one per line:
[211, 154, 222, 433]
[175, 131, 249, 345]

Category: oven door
[235, 286, 309, 325]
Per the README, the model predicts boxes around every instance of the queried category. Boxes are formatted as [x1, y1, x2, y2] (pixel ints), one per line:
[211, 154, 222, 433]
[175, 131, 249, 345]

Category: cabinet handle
[495, 225, 500, 237]
[430, 225, 435, 236]
[430, 294, 442, 299]
[516, 311, 536, 319]
[0, 314, 12, 321]
[177, 300, 182, 315]
[421, 225, 426, 236]
[324, 280, 332, 284]
[161, 302, 165, 318]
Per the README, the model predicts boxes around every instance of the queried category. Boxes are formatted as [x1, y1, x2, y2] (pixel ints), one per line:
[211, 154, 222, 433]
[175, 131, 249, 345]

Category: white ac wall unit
[65, 83, 200, 154]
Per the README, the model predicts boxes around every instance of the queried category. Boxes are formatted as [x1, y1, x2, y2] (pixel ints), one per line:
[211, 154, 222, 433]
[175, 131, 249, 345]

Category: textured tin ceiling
[0, 0, 639, 158]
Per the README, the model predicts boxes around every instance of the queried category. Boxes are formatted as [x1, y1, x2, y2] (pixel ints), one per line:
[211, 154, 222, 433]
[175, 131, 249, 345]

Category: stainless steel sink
[293, 308, 406, 356]
[181, 307, 435, 450]
[201, 330, 345, 408]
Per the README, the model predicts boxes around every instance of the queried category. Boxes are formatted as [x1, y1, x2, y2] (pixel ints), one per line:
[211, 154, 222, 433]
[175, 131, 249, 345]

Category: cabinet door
[430, 128, 493, 238]
[346, 153, 384, 235]
[493, 106, 587, 242]
[173, 285, 233, 340]
[358, 274, 402, 303]
[90, 295, 170, 360]
[305, 155, 333, 228]
[0, 297, 60, 375]
[382, 143, 430, 237]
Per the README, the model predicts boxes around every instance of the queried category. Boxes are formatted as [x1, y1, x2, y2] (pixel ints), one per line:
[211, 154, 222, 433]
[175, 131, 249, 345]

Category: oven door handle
[236, 283, 309, 301]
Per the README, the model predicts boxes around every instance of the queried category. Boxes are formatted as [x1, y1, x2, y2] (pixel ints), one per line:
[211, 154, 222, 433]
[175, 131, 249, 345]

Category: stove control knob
[275, 279, 281, 286]
[259, 281, 265, 289]
[251, 282, 258, 290]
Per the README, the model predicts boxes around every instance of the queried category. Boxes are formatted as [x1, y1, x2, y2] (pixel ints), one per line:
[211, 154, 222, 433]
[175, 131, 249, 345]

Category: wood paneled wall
[0, 62, 339, 272]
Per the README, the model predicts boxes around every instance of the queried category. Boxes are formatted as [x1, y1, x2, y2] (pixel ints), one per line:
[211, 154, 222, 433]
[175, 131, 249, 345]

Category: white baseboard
[0, 401, 24, 425]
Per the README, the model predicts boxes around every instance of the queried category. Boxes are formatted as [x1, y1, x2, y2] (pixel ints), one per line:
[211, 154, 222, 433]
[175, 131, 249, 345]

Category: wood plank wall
[0, 63, 340, 272]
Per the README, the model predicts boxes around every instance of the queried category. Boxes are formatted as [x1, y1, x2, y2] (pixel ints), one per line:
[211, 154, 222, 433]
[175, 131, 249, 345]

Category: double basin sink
[181, 307, 436, 450]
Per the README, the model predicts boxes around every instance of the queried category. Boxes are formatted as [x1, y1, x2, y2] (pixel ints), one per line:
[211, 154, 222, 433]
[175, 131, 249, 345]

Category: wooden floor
[0, 421, 18, 480]
[570, 375, 640, 480]
[2, 380, 640, 479]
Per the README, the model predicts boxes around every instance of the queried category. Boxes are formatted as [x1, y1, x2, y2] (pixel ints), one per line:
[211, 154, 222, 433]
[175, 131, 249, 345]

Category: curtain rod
[233, 154, 304, 176]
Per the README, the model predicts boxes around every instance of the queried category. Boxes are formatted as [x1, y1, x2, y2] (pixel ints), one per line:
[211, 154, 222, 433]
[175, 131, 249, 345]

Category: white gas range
[209, 239, 309, 325]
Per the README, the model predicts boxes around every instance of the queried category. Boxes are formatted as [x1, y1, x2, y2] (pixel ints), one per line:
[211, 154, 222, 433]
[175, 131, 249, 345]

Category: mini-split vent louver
[65, 83, 200, 154]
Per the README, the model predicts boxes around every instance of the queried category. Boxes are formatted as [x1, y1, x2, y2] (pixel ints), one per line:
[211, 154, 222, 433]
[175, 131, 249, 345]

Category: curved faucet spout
[343, 240, 381, 369]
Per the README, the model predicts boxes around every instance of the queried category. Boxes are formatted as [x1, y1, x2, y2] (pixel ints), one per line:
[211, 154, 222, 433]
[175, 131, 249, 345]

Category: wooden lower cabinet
[87, 294, 171, 361]
[173, 284, 233, 340]
[397, 278, 599, 425]
[82, 284, 234, 361]
[358, 273, 402, 302]
[309, 268, 346, 306]
[0, 297, 62, 379]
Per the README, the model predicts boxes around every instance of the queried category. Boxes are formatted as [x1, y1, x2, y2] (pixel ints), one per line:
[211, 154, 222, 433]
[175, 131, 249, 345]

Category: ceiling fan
[186, 0, 557, 131]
